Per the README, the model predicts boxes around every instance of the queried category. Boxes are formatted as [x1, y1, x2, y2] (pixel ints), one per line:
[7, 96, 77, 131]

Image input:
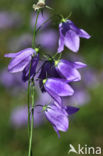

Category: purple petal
[45, 87, 62, 106]
[79, 29, 91, 39]
[67, 20, 91, 39]
[53, 126, 60, 138]
[65, 106, 79, 115]
[44, 78, 74, 97]
[58, 23, 65, 53]
[8, 57, 30, 73]
[4, 52, 21, 58]
[64, 30, 80, 52]
[73, 62, 87, 69]
[56, 60, 81, 82]
[7, 48, 36, 73]
[22, 54, 39, 82]
[45, 104, 69, 132]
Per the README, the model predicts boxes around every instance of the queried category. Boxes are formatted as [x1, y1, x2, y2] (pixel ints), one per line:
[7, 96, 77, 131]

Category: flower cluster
[5, 8, 90, 137]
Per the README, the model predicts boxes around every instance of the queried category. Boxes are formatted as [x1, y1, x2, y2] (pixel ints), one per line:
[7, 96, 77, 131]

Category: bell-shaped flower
[43, 78, 74, 105]
[4, 48, 39, 82]
[38, 60, 60, 92]
[44, 102, 79, 137]
[58, 19, 91, 53]
[55, 59, 87, 82]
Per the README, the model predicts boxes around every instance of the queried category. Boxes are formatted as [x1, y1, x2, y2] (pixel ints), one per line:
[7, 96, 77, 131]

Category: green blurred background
[0, 0, 103, 155]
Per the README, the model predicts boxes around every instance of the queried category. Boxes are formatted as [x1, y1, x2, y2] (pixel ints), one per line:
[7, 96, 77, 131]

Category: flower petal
[44, 78, 74, 96]
[64, 30, 80, 52]
[45, 104, 69, 132]
[8, 57, 30, 73]
[79, 29, 91, 39]
[8, 48, 36, 73]
[73, 62, 87, 69]
[65, 106, 79, 115]
[22, 54, 39, 82]
[45, 87, 62, 106]
[58, 23, 65, 53]
[4, 48, 35, 58]
[56, 60, 81, 82]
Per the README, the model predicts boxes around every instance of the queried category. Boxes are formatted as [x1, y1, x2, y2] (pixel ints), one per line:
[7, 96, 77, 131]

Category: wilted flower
[44, 102, 79, 137]
[58, 19, 91, 53]
[4, 48, 39, 82]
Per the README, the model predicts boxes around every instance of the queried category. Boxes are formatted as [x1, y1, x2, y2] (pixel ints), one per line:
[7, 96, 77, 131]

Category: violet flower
[58, 19, 91, 53]
[4, 48, 39, 82]
[55, 59, 87, 82]
[43, 78, 74, 105]
[44, 102, 79, 137]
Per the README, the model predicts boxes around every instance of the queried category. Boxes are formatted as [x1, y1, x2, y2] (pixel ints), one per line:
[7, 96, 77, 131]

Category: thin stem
[28, 9, 40, 156]
[27, 60, 32, 137]
[32, 10, 40, 49]
[28, 80, 35, 156]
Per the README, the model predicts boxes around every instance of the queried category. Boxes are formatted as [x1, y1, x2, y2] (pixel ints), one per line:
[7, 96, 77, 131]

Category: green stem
[27, 60, 32, 137]
[28, 80, 35, 156]
[32, 10, 40, 49]
[28, 9, 40, 156]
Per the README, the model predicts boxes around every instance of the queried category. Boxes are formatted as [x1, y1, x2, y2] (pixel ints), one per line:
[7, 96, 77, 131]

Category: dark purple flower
[4, 48, 39, 82]
[58, 19, 91, 53]
[43, 78, 74, 105]
[55, 59, 87, 82]
[44, 102, 79, 137]
[38, 60, 60, 92]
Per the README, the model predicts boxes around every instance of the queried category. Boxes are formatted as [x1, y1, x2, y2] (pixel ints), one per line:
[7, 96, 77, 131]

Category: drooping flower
[44, 102, 79, 137]
[43, 78, 74, 105]
[38, 60, 60, 92]
[4, 48, 39, 82]
[55, 59, 87, 82]
[58, 19, 91, 53]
